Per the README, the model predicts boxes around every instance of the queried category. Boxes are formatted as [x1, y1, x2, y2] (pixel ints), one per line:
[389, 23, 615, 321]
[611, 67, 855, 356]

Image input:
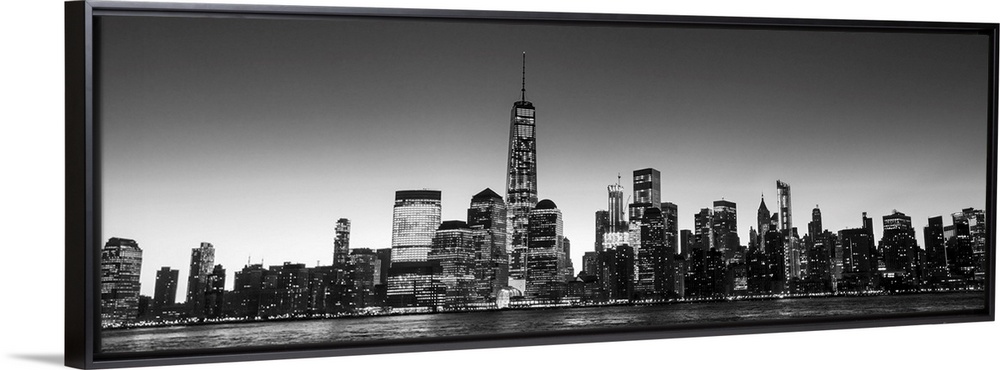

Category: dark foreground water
[101, 292, 985, 353]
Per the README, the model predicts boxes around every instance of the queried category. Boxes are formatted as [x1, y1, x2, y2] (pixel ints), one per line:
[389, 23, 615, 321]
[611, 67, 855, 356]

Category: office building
[429, 221, 477, 307]
[526, 199, 568, 300]
[660, 202, 678, 255]
[152, 267, 179, 316]
[391, 190, 442, 262]
[467, 188, 509, 300]
[594, 210, 609, 252]
[334, 218, 351, 268]
[629, 168, 661, 222]
[186, 242, 215, 319]
[100, 237, 143, 326]
[712, 200, 739, 260]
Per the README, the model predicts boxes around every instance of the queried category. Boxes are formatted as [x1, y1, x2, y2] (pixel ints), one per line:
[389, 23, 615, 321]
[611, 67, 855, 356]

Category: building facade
[391, 190, 442, 262]
[526, 199, 568, 301]
[186, 242, 215, 319]
[334, 218, 351, 268]
[100, 237, 143, 326]
[467, 188, 509, 301]
[629, 168, 661, 222]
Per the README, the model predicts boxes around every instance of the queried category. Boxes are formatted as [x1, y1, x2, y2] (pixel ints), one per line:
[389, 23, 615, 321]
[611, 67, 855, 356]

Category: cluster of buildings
[99, 56, 987, 327]
[576, 170, 987, 304]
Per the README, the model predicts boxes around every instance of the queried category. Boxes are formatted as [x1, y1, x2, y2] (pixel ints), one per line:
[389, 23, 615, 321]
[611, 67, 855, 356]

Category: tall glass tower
[334, 218, 351, 268]
[186, 242, 215, 319]
[526, 199, 565, 300]
[391, 190, 442, 263]
[100, 237, 143, 326]
[506, 53, 538, 290]
[776, 180, 793, 284]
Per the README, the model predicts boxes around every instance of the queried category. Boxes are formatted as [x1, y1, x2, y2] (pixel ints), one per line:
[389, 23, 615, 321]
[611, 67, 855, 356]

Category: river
[100, 292, 985, 353]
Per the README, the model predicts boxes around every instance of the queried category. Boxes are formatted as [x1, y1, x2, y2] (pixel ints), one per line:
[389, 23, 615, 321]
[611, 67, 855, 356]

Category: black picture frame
[65, 1, 998, 368]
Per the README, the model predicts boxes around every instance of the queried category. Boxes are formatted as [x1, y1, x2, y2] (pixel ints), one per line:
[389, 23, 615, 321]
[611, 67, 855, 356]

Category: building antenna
[521, 52, 526, 102]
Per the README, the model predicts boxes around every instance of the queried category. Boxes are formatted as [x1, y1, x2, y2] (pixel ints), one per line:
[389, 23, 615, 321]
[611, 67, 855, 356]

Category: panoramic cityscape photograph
[94, 11, 989, 354]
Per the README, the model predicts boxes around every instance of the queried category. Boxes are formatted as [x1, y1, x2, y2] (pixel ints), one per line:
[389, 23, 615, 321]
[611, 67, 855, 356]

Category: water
[101, 292, 985, 353]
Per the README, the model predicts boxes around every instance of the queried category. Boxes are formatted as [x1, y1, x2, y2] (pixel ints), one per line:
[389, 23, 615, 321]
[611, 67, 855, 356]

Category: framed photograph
[65, 0, 997, 368]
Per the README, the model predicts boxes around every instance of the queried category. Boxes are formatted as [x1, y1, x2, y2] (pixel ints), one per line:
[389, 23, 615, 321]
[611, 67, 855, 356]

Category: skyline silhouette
[96, 14, 989, 297]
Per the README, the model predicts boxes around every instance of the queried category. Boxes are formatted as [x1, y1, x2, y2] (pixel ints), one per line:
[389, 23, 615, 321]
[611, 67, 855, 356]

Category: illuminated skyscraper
[467, 188, 509, 301]
[526, 199, 567, 300]
[334, 218, 351, 268]
[601, 177, 630, 251]
[629, 168, 661, 222]
[776, 180, 793, 285]
[777, 180, 792, 233]
[838, 212, 877, 291]
[391, 190, 442, 262]
[205, 264, 226, 319]
[100, 237, 143, 326]
[186, 242, 215, 318]
[506, 53, 538, 290]
[881, 210, 919, 287]
[429, 221, 477, 307]
[756, 195, 771, 239]
[594, 210, 609, 252]
[694, 208, 714, 251]
[637, 207, 671, 298]
[808, 206, 823, 239]
[607, 177, 626, 233]
[962, 207, 987, 284]
[660, 202, 678, 254]
[712, 200, 739, 259]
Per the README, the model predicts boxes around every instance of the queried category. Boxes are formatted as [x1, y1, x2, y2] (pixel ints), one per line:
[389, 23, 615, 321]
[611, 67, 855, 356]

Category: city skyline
[97, 15, 989, 298]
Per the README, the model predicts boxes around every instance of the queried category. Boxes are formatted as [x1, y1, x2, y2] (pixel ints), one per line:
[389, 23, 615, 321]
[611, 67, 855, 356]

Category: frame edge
[65, 1, 95, 369]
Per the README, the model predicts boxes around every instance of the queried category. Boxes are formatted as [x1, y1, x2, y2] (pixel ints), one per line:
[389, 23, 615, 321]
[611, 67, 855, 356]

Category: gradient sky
[96, 14, 990, 298]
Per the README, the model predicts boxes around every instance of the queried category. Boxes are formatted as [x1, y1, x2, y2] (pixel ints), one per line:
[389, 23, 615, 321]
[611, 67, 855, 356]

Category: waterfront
[101, 291, 985, 353]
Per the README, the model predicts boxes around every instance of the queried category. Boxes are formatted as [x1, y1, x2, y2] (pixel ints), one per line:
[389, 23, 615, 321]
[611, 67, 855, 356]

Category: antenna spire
[521, 52, 526, 102]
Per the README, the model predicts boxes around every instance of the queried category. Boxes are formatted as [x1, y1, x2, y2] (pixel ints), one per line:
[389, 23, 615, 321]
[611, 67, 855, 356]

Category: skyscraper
[387, 190, 444, 307]
[637, 207, 671, 298]
[391, 190, 442, 263]
[205, 264, 226, 319]
[777, 180, 792, 233]
[594, 210, 609, 252]
[526, 199, 567, 300]
[776, 180, 793, 285]
[808, 206, 823, 238]
[100, 237, 143, 326]
[838, 212, 877, 291]
[152, 266, 178, 316]
[712, 200, 739, 259]
[467, 188, 509, 301]
[334, 218, 351, 268]
[629, 168, 661, 222]
[429, 221, 477, 307]
[694, 208, 714, 251]
[506, 53, 538, 290]
[186, 242, 215, 319]
[962, 207, 987, 284]
[756, 195, 771, 237]
[602, 178, 630, 251]
[607, 178, 626, 233]
[349, 248, 383, 308]
[881, 210, 919, 288]
[923, 215, 949, 285]
[660, 202, 678, 255]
